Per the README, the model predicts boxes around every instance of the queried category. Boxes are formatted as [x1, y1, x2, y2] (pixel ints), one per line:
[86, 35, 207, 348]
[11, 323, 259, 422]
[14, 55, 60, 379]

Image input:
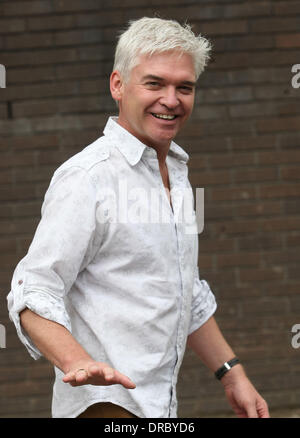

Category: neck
[150, 143, 170, 167]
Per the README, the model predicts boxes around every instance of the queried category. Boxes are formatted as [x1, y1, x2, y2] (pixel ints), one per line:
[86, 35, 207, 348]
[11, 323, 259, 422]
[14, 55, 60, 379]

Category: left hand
[221, 365, 270, 418]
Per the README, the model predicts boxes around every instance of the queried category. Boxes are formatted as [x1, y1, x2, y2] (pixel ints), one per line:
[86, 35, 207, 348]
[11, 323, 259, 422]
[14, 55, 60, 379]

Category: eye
[146, 81, 161, 88]
[179, 86, 194, 94]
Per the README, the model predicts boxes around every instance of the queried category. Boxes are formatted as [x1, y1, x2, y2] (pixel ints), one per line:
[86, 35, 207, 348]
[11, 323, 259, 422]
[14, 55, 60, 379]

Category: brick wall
[0, 0, 300, 418]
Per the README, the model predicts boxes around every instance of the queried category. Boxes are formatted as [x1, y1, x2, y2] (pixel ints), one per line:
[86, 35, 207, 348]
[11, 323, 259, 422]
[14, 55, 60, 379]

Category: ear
[110, 70, 124, 102]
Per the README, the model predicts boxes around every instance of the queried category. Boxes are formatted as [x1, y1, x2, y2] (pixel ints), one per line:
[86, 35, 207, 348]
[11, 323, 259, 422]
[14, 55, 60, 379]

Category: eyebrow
[141, 74, 196, 87]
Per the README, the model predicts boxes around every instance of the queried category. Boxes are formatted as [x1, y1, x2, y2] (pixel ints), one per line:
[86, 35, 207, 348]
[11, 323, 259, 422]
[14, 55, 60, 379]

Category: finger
[114, 370, 136, 389]
[75, 369, 89, 383]
[88, 364, 101, 376]
[246, 403, 259, 418]
[100, 366, 135, 388]
[102, 366, 115, 381]
[63, 370, 76, 383]
[257, 400, 270, 418]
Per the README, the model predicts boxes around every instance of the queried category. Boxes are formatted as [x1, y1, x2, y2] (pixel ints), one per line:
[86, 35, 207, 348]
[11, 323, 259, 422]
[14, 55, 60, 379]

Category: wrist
[215, 357, 245, 384]
[218, 362, 246, 387]
[62, 353, 94, 374]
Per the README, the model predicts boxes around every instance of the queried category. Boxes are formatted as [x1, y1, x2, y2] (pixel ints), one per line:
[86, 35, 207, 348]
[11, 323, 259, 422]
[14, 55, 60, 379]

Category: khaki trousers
[78, 402, 138, 418]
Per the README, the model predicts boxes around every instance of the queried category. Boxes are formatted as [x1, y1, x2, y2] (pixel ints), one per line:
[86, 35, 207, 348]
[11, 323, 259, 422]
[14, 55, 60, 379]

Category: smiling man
[7, 17, 269, 419]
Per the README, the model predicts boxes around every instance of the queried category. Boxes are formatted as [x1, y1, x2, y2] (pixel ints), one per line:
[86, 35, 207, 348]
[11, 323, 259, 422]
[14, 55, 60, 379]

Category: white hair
[113, 17, 212, 83]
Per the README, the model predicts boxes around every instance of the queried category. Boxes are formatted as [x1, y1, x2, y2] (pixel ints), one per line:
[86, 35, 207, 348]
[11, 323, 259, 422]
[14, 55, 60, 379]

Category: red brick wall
[0, 0, 300, 417]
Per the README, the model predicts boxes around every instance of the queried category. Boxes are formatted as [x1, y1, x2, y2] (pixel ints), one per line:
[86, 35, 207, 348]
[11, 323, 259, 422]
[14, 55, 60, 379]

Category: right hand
[62, 360, 136, 389]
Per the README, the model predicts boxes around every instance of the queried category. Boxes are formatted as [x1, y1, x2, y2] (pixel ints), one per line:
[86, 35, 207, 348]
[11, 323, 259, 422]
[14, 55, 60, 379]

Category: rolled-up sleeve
[7, 166, 99, 359]
[188, 268, 217, 335]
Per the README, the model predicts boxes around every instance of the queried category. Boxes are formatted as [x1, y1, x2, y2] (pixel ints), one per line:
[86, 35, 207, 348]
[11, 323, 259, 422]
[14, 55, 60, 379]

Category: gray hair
[113, 17, 212, 83]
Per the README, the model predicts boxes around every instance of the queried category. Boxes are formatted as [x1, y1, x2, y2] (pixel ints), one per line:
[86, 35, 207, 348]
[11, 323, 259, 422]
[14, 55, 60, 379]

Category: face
[110, 50, 196, 151]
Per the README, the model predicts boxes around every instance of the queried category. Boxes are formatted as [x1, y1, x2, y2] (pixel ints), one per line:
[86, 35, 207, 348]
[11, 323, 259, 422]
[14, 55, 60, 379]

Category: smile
[151, 113, 178, 120]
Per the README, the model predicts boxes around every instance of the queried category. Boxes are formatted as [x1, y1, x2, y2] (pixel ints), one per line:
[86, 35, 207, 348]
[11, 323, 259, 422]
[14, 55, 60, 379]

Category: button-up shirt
[7, 117, 217, 418]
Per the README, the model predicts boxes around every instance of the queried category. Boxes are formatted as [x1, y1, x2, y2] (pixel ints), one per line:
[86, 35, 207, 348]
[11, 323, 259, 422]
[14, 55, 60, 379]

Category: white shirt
[7, 117, 217, 418]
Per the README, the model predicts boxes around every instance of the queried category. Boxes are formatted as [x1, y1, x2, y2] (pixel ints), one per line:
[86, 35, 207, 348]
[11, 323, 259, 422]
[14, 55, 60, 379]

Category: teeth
[153, 113, 176, 120]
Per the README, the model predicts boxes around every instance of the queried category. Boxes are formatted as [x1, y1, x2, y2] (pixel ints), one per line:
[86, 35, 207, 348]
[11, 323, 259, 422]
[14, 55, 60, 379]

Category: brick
[280, 166, 300, 180]
[13, 95, 114, 118]
[230, 101, 296, 119]
[285, 200, 300, 214]
[0, 80, 78, 102]
[28, 14, 76, 31]
[0, 237, 17, 253]
[199, 86, 253, 103]
[275, 1, 300, 16]
[198, 237, 235, 253]
[257, 116, 300, 134]
[260, 216, 300, 232]
[259, 183, 300, 199]
[230, 135, 277, 151]
[258, 150, 300, 165]
[52, 0, 106, 12]
[4, 32, 54, 50]
[211, 186, 257, 202]
[0, 133, 60, 151]
[211, 50, 300, 70]
[234, 200, 282, 218]
[250, 17, 300, 33]
[75, 10, 124, 28]
[0, 18, 25, 33]
[0, 103, 7, 119]
[239, 267, 285, 283]
[0, 151, 36, 169]
[217, 252, 260, 268]
[214, 34, 274, 52]
[279, 132, 300, 149]
[0, 185, 39, 202]
[263, 248, 299, 265]
[209, 152, 255, 168]
[254, 84, 299, 100]
[55, 62, 106, 80]
[234, 167, 278, 183]
[7, 66, 56, 85]
[276, 33, 300, 48]
[13, 202, 42, 220]
[189, 170, 231, 186]
[199, 20, 248, 36]
[213, 219, 259, 235]
[1, 47, 78, 67]
[54, 29, 105, 46]
[0, 1, 52, 17]
[204, 203, 234, 220]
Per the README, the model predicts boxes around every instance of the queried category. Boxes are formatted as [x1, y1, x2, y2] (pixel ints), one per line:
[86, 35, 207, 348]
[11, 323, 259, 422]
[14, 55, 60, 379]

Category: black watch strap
[215, 357, 240, 380]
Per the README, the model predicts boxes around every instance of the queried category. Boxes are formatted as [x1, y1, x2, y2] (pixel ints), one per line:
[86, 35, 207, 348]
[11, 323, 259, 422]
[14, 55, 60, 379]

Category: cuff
[7, 278, 71, 360]
[188, 279, 217, 335]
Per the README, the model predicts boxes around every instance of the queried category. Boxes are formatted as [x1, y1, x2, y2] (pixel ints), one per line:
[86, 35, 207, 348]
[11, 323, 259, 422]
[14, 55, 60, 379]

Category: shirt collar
[103, 116, 189, 166]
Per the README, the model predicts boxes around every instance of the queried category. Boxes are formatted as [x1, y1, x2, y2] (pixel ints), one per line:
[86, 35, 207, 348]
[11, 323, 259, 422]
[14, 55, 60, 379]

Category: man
[7, 17, 269, 418]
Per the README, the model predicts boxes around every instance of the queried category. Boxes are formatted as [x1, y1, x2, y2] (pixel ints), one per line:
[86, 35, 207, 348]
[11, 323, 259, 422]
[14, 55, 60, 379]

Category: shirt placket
[143, 153, 188, 417]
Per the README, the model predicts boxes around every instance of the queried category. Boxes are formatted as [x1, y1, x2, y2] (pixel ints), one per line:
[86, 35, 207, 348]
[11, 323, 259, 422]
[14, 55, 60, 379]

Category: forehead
[132, 50, 196, 82]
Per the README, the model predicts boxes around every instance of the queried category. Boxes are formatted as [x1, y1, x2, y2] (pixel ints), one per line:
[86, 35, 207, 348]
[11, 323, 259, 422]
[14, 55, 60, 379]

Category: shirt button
[18, 279, 23, 285]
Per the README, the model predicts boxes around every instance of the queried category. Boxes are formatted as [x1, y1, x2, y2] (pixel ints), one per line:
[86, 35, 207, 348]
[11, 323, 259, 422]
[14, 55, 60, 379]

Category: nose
[160, 86, 179, 109]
